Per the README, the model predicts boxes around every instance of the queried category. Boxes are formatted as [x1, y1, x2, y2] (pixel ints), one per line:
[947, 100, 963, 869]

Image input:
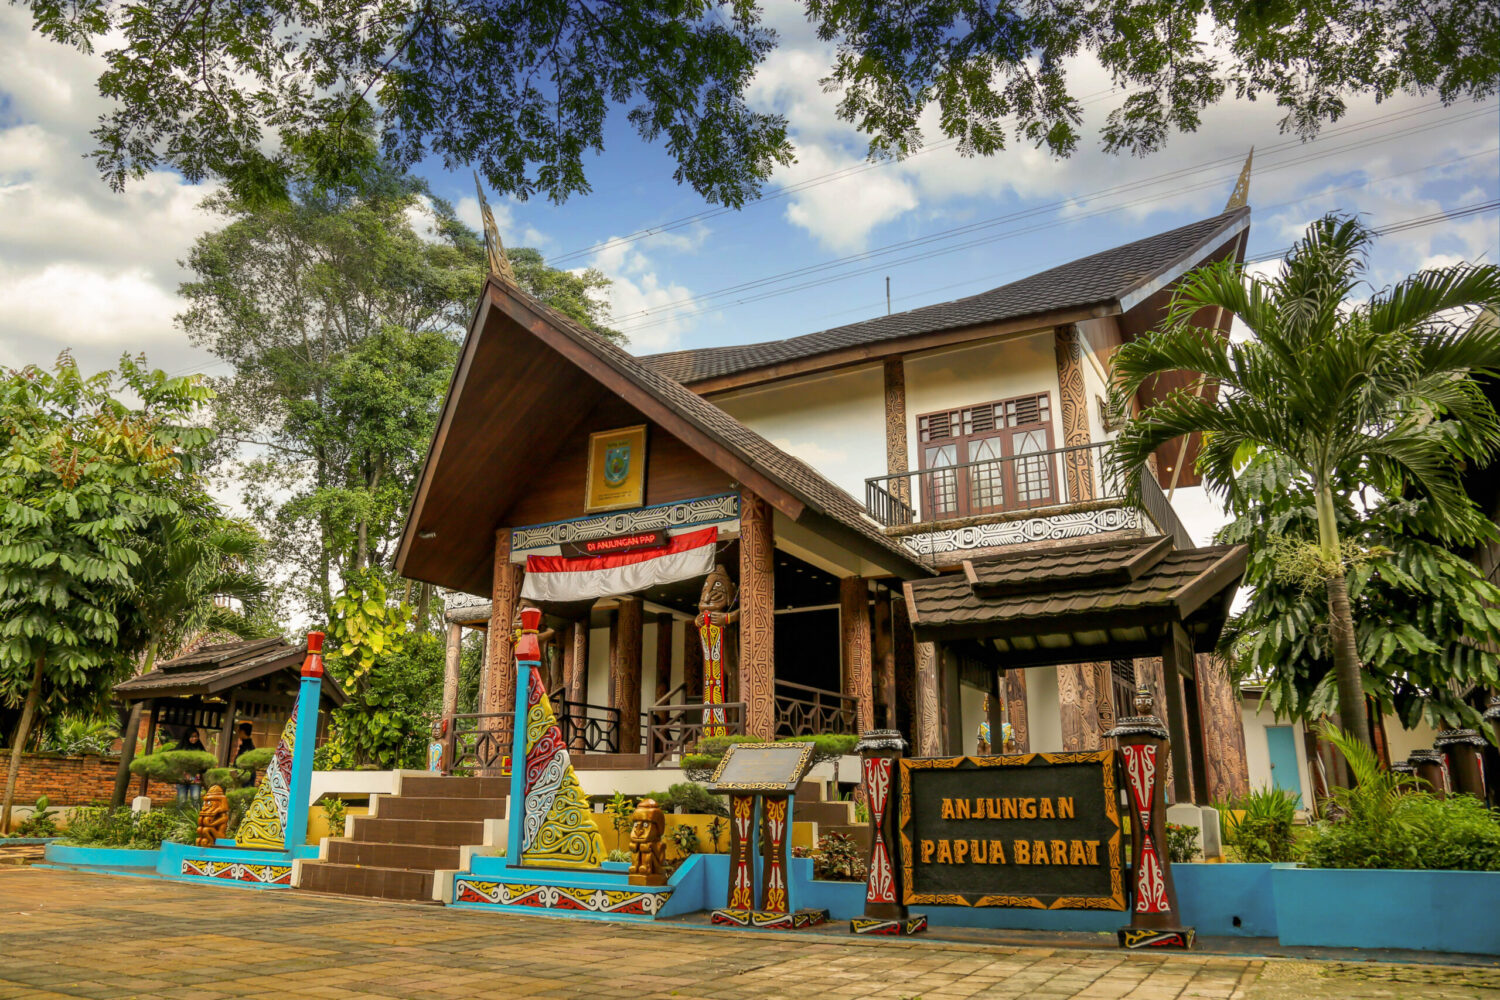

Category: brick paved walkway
[1, 868, 1496, 1000]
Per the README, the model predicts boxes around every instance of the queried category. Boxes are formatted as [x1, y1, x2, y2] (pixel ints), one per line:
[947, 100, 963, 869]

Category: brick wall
[4, 752, 176, 806]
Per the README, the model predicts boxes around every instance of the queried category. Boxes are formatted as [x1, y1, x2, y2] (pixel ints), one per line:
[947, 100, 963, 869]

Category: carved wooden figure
[195, 784, 230, 847]
[697, 564, 740, 737]
[627, 797, 667, 886]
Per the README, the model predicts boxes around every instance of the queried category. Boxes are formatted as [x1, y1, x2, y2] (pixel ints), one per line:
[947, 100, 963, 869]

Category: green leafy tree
[1220, 453, 1500, 732]
[1111, 215, 1500, 752]
[182, 172, 617, 619]
[20, 1, 1497, 204]
[0, 354, 210, 830]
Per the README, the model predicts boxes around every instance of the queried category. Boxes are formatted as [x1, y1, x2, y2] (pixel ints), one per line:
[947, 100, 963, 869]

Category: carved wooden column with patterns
[872, 592, 896, 729]
[1093, 662, 1117, 750]
[567, 618, 588, 751]
[1004, 669, 1029, 753]
[615, 597, 644, 754]
[1054, 325, 1096, 502]
[442, 623, 463, 722]
[739, 489, 776, 739]
[914, 640, 941, 756]
[892, 596, 917, 740]
[483, 529, 520, 717]
[883, 358, 911, 505]
[1194, 653, 1249, 800]
[653, 614, 673, 707]
[840, 576, 875, 733]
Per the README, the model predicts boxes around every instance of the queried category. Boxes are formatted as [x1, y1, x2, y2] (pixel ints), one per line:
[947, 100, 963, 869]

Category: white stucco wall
[713, 363, 886, 502]
[583, 616, 686, 718]
[902, 331, 1063, 475]
[1023, 667, 1063, 753]
[1239, 699, 1313, 806]
[960, 683, 988, 755]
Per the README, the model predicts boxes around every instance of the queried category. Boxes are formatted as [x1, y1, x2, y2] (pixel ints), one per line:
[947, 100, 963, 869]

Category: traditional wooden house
[400, 207, 1255, 804]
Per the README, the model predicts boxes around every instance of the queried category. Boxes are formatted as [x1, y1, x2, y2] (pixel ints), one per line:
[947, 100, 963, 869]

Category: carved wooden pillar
[1435, 730, 1488, 799]
[840, 576, 875, 734]
[483, 529, 520, 717]
[1058, 662, 1103, 752]
[941, 648, 963, 755]
[442, 623, 463, 721]
[560, 623, 575, 698]
[1159, 622, 1198, 804]
[615, 598, 644, 754]
[872, 591, 896, 730]
[567, 618, 589, 751]
[1194, 653, 1250, 801]
[1004, 669, 1029, 753]
[883, 357, 911, 505]
[1093, 662, 1117, 750]
[851, 730, 927, 935]
[739, 489, 776, 739]
[653, 614, 673, 706]
[914, 640, 941, 756]
[606, 609, 619, 710]
[1055, 325, 1096, 502]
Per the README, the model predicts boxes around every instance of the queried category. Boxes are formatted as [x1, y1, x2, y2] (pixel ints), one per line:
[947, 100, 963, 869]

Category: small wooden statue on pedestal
[628, 798, 667, 886]
[195, 785, 229, 847]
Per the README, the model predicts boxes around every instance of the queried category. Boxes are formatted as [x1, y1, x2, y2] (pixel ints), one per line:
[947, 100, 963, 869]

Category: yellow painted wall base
[590, 813, 816, 859]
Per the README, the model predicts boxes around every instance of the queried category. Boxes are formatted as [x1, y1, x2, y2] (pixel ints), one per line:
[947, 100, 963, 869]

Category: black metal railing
[645, 697, 747, 768]
[774, 679, 856, 738]
[864, 441, 1123, 528]
[548, 686, 621, 754]
[444, 711, 515, 776]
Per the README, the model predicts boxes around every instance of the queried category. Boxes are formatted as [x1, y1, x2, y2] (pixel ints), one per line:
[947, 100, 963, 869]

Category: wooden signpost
[707, 742, 828, 929]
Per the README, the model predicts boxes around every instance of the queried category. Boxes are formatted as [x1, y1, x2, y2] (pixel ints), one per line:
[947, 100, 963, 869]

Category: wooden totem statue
[195, 785, 230, 847]
[697, 564, 740, 737]
[627, 797, 667, 886]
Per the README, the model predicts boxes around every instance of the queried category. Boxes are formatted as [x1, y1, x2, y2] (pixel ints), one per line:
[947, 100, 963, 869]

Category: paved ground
[1, 868, 1497, 1000]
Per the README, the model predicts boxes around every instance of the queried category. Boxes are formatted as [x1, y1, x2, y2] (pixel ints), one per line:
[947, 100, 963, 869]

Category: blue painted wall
[1272, 866, 1500, 956]
[43, 844, 161, 869]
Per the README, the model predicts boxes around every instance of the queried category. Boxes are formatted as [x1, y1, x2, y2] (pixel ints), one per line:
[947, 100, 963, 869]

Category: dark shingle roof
[115, 639, 346, 704]
[909, 543, 1246, 636]
[644, 208, 1249, 384]
[965, 535, 1173, 597]
[485, 279, 928, 574]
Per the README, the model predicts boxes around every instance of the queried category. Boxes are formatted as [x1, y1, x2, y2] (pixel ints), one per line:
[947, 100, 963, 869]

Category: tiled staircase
[296, 774, 507, 902]
[793, 779, 870, 851]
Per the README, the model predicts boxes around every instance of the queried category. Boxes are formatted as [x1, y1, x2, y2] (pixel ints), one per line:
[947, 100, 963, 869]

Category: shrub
[129, 750, 218, 785]
[665, 782, 728, 817]
[225, 787, 258, 836]
[204, 767, 252, 790]
[60, 804, 198, 849]
[1300, 724, 1500, 872]
[1165, 823, 1200, 862]
[606, 848, 630, 863]
[12, 797, 58, 838]
[236, 747, 275, 771]
[608, 792, 635, 839]
[321, 797, 347, 835]
[777, 733, 858, 763]
[706, 814, 727, 852]
[668, 822, 699, 858]
[812, 832, 867, 881]
[1224, 787, 1300, 863]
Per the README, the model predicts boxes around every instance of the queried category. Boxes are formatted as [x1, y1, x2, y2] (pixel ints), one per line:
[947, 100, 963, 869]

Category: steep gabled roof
[396, 275, 930, 594]
[644, 207, 1250, 387]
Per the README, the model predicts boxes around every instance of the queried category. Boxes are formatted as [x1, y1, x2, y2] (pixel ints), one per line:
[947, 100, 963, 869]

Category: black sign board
[559, 529, 669, 558]
[899, 752, 1124, 909]
[707, 742, 816, 794]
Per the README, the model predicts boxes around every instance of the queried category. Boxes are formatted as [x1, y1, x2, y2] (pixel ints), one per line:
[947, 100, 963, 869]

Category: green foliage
[1165, 823, 1200, 863]
[225, 787, 258, 837]
[23, 2, 1497, 206]
[609, 792, 635, 839]
[706, 814, 728, 853]
[1223, 787, 1300, 863]
[329, 573, 412, 678]
[668, 822, 700, 858]
[63, 804, 198, 849]
[40, 715, 118, 756]
[12, 797, 58, 838]
[235, 748, 274, 772]
[320, 797, 347, 835]
[777, 733, 859, 763]
[203, 767, 249, 790]
[606, 848, 631, 864]
[692, 734, 759, 757]
[325, 601, 444, 768]
[1221, 455, 1500, 730]
[129, 750, 218, 785]
[638, 782, 730, 818]
[811, 832, 867, 882]
[1301, 725, 1500, 871]
[1111, 215, 1500, 748]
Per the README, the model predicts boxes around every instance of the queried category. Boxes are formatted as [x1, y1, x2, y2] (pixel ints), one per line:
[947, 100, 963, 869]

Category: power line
[612, 103, 1495, 335]
[1244, 201, 1500, 264]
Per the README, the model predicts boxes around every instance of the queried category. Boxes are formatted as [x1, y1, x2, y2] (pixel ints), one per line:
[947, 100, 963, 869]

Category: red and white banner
[521, 526, 718, 603]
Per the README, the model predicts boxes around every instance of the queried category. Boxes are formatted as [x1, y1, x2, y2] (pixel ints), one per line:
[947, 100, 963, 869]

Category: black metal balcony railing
[865, 441, 1123, 527]
[774, 679, 857, 738]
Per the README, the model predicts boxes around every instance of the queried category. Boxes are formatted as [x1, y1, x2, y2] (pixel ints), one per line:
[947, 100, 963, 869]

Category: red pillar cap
[302, 631, 326, 678]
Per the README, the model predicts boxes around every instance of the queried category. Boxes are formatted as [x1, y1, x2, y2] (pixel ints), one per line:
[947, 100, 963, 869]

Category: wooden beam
[840, 576, 875, 734]
[615, 598, 644, 754]
[653, 614, 673, 707]
[483, 529, 521, 717]
[740, 489, 776, 738]
[138, 700, 159, 798]
[941, 646, 963, 755]
[1160, 622, 1197, 804]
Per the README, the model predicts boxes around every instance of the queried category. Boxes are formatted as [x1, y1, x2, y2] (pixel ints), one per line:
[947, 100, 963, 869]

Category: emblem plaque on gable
[585, 424, 648, 512]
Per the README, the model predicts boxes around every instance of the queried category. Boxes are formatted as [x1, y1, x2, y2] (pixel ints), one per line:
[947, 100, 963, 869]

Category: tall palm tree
[1110, 214, 1500, 751]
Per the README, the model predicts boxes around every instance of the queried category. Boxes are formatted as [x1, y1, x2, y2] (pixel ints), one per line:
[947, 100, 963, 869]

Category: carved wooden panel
[1004, 669, 1029, 753]
[442, 623, 463, 719]
[615, 598, 644, 753]
[840, 576, 875, 734]
[568, 620, 589, 705]
[1093, 661, 1117, 749]
[914, 640, 941, 756]
[739, 489, 776, 738]
[1196, 653, 1250, 801]
[883, 358, 911, 505]
[484, 529, 520, 716]
[1054, 325, 1095, 502]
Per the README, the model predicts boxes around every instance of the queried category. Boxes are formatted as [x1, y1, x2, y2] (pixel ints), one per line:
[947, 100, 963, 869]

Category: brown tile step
[795, 780, 830, 802]
[794, 800, 855, 826]
[349, 817, 486, 846]
[374, 795, 507, 822]
[325, 839, 463, 871]
[398, 774, 511, 799]
[297, 861, 436, 901]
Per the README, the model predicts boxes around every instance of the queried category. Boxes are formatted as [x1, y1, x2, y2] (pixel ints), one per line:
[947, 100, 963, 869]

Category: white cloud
[589, 239, 699, 353]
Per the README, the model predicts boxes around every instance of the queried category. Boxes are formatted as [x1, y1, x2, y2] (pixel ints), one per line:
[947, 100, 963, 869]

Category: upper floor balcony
[864, 440, 1191, 564]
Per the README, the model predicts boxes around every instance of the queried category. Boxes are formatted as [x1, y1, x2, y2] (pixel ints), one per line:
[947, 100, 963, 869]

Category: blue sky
[0, 2, 1496, 546]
